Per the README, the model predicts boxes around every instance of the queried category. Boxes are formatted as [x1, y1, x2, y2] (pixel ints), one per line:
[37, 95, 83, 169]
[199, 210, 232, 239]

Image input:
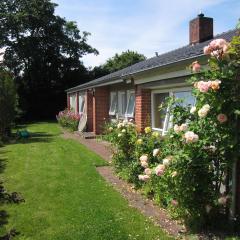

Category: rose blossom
[184, 131, 199, 143]
[198, 104, 210, 118]
[163, 158, 170, 166]
[139, 155, 148, 162]
[203, 45, 211, 55]
[171, 171, 178, 177]
[136, 139, 143, 145]
[191, 61, 201, 72]
[144, 168, 152, 176]
[144, 126, 152, 134]
[204, 38, 229, 59]
[174, 124, 181, 133]
[138, 174, 150, 182]
[121, 129, 126, 133]
[153, 148, 160, 157]
[195, 81, 212, 92]
[217, 113, 228, 123]
[140, 161, 148, 168]
[211, 80, 221, 91]
[179, 123, 188, 131]
[108, 127, 113, 132]
[152, 131, 160, 138]
[190, 106, 197, 114]
[118, 133, 122, 137]
[155, 164, 165, 176]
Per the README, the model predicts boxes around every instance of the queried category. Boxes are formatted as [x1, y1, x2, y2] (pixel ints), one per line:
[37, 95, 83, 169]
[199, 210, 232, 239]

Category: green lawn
[0, 122, 171, 240]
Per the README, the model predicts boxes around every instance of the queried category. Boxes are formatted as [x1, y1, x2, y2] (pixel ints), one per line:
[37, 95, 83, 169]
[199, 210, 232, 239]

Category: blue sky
[54, 0, 240, 68]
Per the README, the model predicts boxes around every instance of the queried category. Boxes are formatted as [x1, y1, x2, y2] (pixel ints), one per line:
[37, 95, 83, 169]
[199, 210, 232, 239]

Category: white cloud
[54, 0, 237, 67]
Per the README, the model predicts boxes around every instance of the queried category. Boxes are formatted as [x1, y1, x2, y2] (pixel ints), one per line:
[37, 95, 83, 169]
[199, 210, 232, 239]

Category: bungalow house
[66, 14, 237, 136]
[66, 14, 240, 217]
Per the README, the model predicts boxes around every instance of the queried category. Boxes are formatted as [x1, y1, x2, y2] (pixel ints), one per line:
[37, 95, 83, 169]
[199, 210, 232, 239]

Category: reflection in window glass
[153, 92, 169, 130]
[79, 94, 85, 113]
[118, 92, 126, 116]
[173, 91, 195, 107]
[126, 93, 135, 117]
[109, 92, 117, 115]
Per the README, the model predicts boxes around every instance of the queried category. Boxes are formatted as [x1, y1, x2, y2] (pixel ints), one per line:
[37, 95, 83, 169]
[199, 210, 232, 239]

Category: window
[109, 92, 117, 115]
[125, 91, 135, 117]
[78, 93, 85, 113]
[152, 88, 195, 134]
[118, 91, 126, 116]
[70, 94, 77, 112]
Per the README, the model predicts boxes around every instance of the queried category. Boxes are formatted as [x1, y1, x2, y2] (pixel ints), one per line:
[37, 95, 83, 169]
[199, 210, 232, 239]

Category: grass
[0, 122, 172, 240]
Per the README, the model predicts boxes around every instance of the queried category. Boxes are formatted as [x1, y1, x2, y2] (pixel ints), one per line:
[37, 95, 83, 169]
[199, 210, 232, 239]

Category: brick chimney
[189, 13, 213, 45]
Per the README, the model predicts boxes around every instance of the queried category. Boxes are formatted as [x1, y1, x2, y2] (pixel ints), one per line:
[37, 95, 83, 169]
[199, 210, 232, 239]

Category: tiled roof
[67, 29, 238, 92]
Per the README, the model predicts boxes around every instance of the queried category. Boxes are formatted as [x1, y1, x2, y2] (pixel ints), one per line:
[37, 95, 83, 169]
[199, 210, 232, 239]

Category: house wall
[135, 86, 151, 132]
[86, 90, 93, 132]
[93, 86, 110, 134]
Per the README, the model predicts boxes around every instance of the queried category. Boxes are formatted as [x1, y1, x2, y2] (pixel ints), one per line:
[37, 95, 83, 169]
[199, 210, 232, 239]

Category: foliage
[0, 67, 17, 137]
[105, 36, 240, 230]
[56, 109, 80, 131]
[91, 50, 146, 78]
[0, 122, 171, 240]
[0, 0, 98, 119]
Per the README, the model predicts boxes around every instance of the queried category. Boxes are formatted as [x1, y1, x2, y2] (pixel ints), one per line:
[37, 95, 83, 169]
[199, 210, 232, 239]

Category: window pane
[153, 93, 169, 129]
[71, 95, 76, 112]
[173, 91, 195, 107]
[79, 95, 85, 113]
[109, 92, 117, 115]
[118, 92, 126, 116]
[126, 93, 135, 116]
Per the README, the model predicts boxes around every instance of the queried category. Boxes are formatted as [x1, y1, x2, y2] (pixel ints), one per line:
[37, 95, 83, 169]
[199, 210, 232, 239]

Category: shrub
[57, 109, 80, 131]
[105, 36, 240, 230]
[0, 68, 17, 138]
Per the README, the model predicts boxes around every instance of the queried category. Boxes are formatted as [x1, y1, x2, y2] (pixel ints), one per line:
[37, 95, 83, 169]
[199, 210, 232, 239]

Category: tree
[0, 0, 98, 119]
[0, 67, 17, 137]
[91, 50, 146, 79]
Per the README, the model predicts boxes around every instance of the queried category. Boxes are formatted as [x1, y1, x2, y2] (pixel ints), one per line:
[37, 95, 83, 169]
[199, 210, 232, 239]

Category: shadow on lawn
[0, 149, 22, 239]
[11, 131, 57, 145]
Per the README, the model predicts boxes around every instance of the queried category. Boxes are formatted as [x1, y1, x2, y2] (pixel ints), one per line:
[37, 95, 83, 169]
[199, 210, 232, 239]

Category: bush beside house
[57, 109, 81, 131]
[104, 36, 240, 230]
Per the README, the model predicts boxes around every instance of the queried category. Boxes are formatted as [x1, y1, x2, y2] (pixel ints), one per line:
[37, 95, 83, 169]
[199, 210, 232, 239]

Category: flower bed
[104, 36, 240, 231]
[56, 109, 81, 131]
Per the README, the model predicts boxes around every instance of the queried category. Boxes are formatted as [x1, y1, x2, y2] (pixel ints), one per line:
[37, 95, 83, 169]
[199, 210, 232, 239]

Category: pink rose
[191, 61, 201, 72]
[217, 114, 228, 123]
[138, 174, 150, 182]
[203, 45, 211, 55]
[155, 164, 165, 176]
[195, 81, 212, 93]
[184, 131, 199, 144]
[144, 168, 152, 176]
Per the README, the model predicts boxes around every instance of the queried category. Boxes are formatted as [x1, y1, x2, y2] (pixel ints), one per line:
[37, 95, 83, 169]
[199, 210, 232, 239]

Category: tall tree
[91, 50, 146, 79]
[0, 0, 98, 119]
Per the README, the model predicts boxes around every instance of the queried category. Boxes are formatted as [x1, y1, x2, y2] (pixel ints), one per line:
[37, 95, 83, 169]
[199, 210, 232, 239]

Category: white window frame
[125, 90, 135, 118]
[151, 87, 194, 135]
[109, 91, 117, 116]
[78, 93, 85, 114]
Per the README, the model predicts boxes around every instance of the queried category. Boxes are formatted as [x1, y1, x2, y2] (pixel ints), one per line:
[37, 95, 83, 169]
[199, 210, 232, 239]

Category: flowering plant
[56, 109, 81, 131]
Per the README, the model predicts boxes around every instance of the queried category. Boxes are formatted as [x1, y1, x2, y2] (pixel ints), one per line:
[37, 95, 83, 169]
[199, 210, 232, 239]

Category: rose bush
[57, 109, 81, 131]
[104, 35, 240, 230]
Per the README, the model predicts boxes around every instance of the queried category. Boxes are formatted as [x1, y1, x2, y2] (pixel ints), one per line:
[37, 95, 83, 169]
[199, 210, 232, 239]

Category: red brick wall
[67, 94, 70, 110]
[135, 86, 151, 132]
[93, 87, 109, 134]
[86, 90, 93, 132]
[189, 15, 213, 44]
